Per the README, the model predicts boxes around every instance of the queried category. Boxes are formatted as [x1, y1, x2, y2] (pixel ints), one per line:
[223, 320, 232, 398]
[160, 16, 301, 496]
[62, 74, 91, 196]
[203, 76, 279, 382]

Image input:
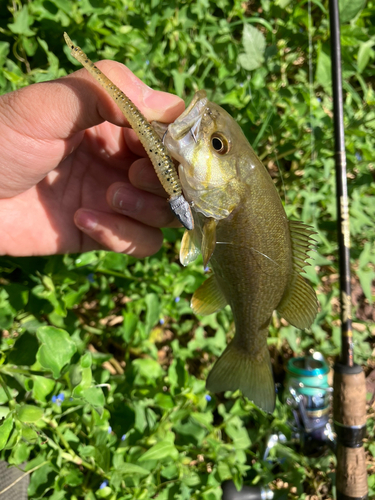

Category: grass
[0, 0, 374, 498]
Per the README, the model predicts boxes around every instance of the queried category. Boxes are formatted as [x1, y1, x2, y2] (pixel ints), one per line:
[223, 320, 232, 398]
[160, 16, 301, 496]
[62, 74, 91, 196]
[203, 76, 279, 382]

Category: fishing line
[308, 0, 315, 164]
[269, 123, 287, 207]
[306, 0, 319, 229]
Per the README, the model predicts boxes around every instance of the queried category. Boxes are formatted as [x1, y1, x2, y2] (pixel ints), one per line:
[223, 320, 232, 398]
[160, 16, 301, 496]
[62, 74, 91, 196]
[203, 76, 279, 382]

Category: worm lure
[63, 32, 193, 231]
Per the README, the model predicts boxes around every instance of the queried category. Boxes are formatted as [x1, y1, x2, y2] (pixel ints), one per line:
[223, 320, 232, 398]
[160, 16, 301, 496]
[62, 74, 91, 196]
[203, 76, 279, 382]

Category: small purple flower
[99, 481, 108, 489]
[87, 273, 95, 283]
[205, 395, 212, 402]
[317, 97, 322, 103]
[204, 266, 209, 272]
[108, 426, 112, 434]
[121, 434, 126, 441]
[174, 297, 180, 303]
[355, 152, 362, 161]
[159, 318, 165, 325]
[57, 393, 65, 402]
[51, 395, 57, 403]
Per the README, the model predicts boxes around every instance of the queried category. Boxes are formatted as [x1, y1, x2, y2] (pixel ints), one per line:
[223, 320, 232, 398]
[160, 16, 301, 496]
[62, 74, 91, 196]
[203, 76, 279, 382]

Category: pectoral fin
[202, 218, 217, 268]
[191, 274, 227, 315]
[277, 272, 318, 329]
[180, 228, 200, 266]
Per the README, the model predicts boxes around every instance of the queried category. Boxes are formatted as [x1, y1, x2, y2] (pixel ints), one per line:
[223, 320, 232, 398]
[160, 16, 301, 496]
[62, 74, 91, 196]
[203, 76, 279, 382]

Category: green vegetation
[0, 0, 374, 498]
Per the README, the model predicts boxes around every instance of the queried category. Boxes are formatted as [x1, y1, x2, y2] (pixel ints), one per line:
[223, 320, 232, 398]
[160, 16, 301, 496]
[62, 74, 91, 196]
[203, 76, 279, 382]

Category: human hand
[0, 61, 185, 257]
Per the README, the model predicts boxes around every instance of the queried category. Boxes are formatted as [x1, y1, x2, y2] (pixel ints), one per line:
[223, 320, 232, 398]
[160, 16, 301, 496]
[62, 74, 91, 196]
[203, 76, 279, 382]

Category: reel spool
[285, 352, 334, 455]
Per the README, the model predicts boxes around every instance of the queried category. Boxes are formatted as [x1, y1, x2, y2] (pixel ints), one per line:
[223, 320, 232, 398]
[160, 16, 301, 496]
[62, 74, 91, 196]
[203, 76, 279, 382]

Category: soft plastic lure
[63, 32, 193, 231]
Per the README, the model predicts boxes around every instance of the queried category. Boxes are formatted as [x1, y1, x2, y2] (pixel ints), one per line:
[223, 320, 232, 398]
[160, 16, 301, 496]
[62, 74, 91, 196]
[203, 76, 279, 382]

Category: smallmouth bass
[162, 90, 318, 413]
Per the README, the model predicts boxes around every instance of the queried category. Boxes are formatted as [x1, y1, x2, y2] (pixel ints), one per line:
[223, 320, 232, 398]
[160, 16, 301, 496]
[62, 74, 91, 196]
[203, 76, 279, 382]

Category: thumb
[0, 61, 184, 197]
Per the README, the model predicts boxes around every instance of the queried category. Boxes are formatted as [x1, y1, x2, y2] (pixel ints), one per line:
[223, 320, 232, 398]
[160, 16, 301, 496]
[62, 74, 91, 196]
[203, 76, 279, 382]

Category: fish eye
[211, 133, 230, 155]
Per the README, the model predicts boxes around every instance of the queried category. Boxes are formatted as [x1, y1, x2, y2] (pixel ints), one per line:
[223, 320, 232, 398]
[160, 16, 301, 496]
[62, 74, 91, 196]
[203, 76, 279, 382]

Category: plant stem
[0, 373, 16, 410]
[43, 418, 107, 476]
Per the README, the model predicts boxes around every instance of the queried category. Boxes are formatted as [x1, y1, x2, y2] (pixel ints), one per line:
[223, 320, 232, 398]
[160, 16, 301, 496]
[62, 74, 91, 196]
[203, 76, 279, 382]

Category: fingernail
[113, 185, 143, 213]
[75, 209, 98, 231]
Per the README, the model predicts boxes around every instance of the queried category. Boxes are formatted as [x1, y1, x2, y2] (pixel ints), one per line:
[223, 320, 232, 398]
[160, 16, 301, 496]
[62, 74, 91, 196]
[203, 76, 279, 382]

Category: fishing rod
[223, 2, 369, 499]
[328, 0, 368, 498]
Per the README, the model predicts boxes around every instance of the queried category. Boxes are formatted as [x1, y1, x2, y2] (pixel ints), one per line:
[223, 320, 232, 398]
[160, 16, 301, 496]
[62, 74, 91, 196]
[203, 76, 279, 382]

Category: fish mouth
[166, 90, 208, 143]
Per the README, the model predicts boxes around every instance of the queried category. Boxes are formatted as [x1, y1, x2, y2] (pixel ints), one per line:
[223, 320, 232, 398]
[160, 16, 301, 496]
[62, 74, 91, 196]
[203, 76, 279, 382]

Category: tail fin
[206, 341, 275, 413]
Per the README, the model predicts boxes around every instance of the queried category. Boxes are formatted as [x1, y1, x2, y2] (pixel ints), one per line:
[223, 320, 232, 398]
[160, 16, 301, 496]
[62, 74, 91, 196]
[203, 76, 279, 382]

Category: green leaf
[115, 463, 150, 476]
[225, 422, 251, 450]
[74, 251, 100, 267]
[73, 352, 93, 397]
[357, 40, 374, 73]
[138, 440, 179, 462]
[121, 312, 138, 342]
[17, 404, 43, 423]
[28, 462, 56, 497]
[36, 326, 77, 378]
[4, 283, 29, 310]
[357, 268, 375, 303]
[0, 42, 10, 66]
[7, 5, 34, 36]
[32, 376, 55, 403]
[145, 293, 160, 333]
[315, 46, 332, 89]
[238, 24, 266, 71]
[0, 289, 15, 329]
[8, 332, 39, 366]
[171, 69, 187, 97]
[0, 414, 14, 450]
[64, 468, 84, 486]
[79, 387, 105, 414]
[132, 358, 164, 385]
[8, 440, 29, 465]
[339, 0, 366, 23]
[50, 0, 73, 15]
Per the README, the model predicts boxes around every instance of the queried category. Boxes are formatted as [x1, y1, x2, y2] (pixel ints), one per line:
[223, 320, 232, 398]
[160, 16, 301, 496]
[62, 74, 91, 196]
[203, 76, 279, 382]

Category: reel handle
[333, 363, 368, 499]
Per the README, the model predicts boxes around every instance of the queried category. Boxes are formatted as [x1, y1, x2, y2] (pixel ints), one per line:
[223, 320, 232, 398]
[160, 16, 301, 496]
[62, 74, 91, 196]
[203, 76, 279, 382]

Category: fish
[63, 33, 193, 231]
[161, 90, 318, 413]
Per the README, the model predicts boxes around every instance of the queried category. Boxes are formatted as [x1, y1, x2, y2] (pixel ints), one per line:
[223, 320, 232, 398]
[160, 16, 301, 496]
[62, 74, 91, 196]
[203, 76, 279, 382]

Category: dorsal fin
[191, 274, 227, 315]
[289, 220, 317, 273]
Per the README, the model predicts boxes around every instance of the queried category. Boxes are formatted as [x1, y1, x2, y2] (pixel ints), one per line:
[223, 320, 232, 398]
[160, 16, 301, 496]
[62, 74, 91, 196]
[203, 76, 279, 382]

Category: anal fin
[191, 274, 227, 315]
[277, 272, 318, 329]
